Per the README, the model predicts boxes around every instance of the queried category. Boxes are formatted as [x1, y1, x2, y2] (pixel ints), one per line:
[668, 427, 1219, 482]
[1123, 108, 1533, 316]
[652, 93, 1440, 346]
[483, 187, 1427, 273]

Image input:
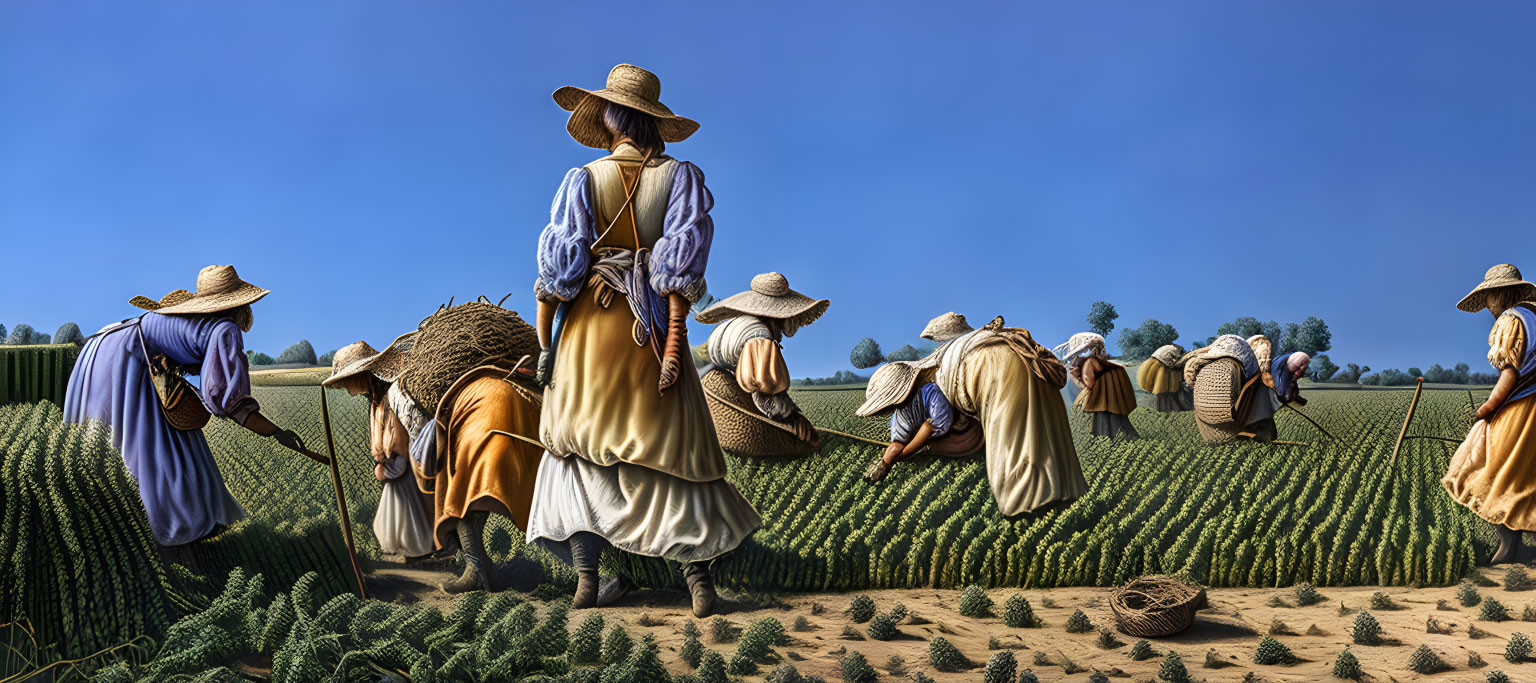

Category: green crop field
[0, 383, 1496, 679]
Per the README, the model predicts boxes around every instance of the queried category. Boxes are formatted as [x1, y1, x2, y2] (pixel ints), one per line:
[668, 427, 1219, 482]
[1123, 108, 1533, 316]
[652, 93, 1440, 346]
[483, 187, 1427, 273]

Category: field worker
[1138, 344, 1193, 413]
[858, 315, 1085, 516]
[860, 360, 984, 484]
[1444, 264, 1536, 565]
[1184, 334, 1279, 442]
[1270, 351, 1311, 407]
[64, 265, 315, 549]
[391, 302, 545, 594]
[694, 272, 830, 456]
[1056, 332, 1140, 439]
[527, 64, 759, 616]
[321, 339, 435, 560]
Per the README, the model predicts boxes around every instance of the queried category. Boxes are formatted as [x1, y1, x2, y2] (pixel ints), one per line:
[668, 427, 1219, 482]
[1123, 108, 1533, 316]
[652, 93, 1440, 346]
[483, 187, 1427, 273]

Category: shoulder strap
[591, 147, 655, 248]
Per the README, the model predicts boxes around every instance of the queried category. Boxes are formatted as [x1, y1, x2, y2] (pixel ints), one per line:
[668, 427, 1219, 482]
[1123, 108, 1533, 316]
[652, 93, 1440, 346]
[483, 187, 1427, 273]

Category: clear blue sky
[2, 1, 1531, 377]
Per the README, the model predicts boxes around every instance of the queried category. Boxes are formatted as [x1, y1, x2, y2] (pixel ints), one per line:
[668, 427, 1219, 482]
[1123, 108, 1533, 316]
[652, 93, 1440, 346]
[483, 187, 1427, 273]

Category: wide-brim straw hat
[553, 64, 700, 150]
[133, 265, 269, 315]
[855, 361, 923, 417]
[921, 312, 974, 341]
[322, 332, 417, 386]
[1152, 344, 1187, 368]
[694, 272, 830, 333]
[1458, 264, 1536, 313]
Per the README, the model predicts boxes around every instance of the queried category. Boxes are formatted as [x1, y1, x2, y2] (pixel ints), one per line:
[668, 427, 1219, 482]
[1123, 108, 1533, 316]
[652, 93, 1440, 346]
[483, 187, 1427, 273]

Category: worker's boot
[570, 531, 608, 609]
[683, 561, 717, 618]
[441, 511, 492, 594]
[1492, 524, 1523, 565]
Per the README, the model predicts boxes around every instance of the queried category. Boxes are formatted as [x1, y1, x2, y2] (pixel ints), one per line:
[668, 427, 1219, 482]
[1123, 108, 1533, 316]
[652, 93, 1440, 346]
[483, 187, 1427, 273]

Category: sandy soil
[361, 560, 1536, 682]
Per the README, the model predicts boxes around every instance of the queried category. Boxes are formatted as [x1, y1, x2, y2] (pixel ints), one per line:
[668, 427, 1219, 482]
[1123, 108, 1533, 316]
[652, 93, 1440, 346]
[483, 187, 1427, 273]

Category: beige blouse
[1490, 312, 1529, 371]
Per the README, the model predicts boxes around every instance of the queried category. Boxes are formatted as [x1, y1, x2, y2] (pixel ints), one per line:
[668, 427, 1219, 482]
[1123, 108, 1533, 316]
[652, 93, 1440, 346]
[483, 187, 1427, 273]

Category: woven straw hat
[1458, 264, 1536, 313]
[321, 332, 417, 387]
[1152, 344, 1187, 368]
[1052, 332, 1105, 362]
[855, 361, 923, 417]
[135, 265, 269, 315]
[921, 312, 974, 341]
[553, 64, 699, 150]
[694, 272, 830, 334]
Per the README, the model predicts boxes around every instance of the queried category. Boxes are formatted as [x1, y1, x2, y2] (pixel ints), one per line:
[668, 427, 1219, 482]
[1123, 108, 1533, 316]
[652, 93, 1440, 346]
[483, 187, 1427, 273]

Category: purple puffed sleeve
[199, 320, 259, 423]
[534, 168, 595, 303]
[921, 384, 954, 437]
[650, 161, 714, 299]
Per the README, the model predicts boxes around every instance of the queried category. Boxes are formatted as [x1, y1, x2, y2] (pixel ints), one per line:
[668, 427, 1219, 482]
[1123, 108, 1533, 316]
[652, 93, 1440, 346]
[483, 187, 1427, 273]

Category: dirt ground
[366, 560, 1536, 681]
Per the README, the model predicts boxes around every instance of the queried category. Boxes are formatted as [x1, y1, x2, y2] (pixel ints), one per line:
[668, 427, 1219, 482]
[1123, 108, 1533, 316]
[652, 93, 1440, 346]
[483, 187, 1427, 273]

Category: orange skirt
[1079, 362, 1138, 416]
[1444, 394, 1536, 531]
[427, 373, 543, 548]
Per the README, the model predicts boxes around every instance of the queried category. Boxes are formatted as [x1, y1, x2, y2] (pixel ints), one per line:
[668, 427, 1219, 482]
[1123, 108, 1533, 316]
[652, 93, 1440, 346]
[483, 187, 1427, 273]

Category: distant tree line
[849, 338, 937, 369]
[1203, 315, 1333, 357]
[246, 340, 326, 367]
[793, 370, 867, 387]
[0, 322, 84, 346]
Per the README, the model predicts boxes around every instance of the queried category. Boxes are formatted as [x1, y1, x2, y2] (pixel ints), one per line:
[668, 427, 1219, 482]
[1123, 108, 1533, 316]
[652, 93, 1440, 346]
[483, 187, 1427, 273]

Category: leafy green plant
[866, 612, 898, 641]
[1483, 597, 1512, 622]
[1351, 611, 1383, 645]
[1332, 648, 1362, 680]
[1294, 583, 1324, 606]
[1506, 566, 1534, 592]
[571, 612, 604, 665]
[1096, 628, 1122, 649]
[1253, 636, 1298, 666]
[846, 595, 876, 624]
[1065, 609, 1093, 633]
[838, 650, 877, 683]
[602, 624, 634, 665]
[1129, 640, 1157, 661]
[1158, 651, 1191, 683]
[983, 650, 1016, 683]
[1463, 582, 1487, 607]
[1507, 632, 1532, 663]
[960, 585, 994, 618]
[928, 636, 969, 672]
[1003, 594, 1041, 628]
[1407, 644, 1449, 674]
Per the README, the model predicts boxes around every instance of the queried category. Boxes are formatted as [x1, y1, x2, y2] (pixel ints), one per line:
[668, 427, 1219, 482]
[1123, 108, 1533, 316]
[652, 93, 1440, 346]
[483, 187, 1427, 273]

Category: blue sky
[1, 1, 1531, 377]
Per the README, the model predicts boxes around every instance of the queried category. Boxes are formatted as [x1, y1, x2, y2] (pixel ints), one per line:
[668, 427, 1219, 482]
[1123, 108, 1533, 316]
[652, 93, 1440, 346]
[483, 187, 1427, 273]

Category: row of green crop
[0, 344, 78, 406]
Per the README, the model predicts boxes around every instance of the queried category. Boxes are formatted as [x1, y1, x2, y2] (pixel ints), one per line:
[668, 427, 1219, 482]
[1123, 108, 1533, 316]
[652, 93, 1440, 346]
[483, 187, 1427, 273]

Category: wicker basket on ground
[700, 369, 818, 457]
[396, 301, 540, 415]
[1110, 575, 1209, 637]
[1192, 357, 1243, 444]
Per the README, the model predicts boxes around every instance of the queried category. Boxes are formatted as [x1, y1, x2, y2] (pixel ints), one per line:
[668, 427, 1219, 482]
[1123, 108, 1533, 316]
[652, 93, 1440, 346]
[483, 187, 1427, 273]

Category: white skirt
[374, 454, 435, 557]
[525, 453, 760, 564]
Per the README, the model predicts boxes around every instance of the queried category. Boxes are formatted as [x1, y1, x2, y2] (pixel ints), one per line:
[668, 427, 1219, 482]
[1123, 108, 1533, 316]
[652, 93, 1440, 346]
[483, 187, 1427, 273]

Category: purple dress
[64, 313, 253, 545]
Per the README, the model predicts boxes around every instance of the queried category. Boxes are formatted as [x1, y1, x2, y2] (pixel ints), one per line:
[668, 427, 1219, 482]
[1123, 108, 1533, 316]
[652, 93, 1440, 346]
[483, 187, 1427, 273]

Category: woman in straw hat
[859, 361, 984, 484]
[858, 314, 1085, 515]
[527, 64, 759, 616]
[1055, 332, 1140, 439]
[1138, 344, 1193, 413]
[322, 339, 435, 560]
[64, 265, 311, 547]
[1444, 264, 1536, 564]
[695, 272, 830, 453]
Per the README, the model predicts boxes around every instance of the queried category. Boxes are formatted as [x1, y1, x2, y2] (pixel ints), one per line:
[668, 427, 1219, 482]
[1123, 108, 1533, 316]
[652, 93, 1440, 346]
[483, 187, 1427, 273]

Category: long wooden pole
[1390, 378, 1427, 465]
[1274, 391, 1338, 441]
[319, 386, 368, 599]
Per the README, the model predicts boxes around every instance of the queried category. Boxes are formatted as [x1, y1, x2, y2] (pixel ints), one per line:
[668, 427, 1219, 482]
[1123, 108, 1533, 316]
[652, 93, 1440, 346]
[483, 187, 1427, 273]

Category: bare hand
[1477, 402, 1500, 421]
[274, 429, 307, 453]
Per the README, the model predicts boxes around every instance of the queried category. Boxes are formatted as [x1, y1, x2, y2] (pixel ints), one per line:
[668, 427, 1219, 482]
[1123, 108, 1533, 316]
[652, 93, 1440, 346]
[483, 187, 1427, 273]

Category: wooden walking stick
[1272, 390, 1338, 441]
[319, 386, 368, 599]
[1390, 377, 1427, 465]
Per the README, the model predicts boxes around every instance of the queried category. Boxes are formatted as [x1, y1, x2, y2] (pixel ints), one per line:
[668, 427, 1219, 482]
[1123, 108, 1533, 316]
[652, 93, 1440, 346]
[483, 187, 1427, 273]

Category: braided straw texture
[1110, 575, 1208, 637]
[1193, 358, 1243, 428]
[700, 369, 817, 457]
[396, 302, 539, 415]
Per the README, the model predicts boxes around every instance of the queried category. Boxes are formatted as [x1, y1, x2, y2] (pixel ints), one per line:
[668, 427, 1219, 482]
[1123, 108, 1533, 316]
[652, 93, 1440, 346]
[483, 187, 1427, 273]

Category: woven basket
[397, 302, 540, 415]
[701, 369, 817, 457]
[1193, 357, 1242, 426]
[1110, 575, 1209, 637]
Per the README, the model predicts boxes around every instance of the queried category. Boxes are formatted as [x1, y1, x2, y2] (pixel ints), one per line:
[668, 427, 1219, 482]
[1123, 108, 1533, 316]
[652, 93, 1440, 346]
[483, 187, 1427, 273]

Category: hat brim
[695, 291, 830, 331]
[855, 362, 922, 417]
[323, 332, 417, 387]
[554, 89, 699, 149]
[322, 355, 380, 387]
[153, 283, 269, 315]
[1458, 280, 1536, 312]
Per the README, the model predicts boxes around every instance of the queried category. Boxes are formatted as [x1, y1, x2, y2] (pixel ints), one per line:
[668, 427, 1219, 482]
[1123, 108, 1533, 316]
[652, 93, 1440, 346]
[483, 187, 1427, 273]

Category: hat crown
[196, 265, 243, 296]
[331, 341, 379, 371]
[750, 272, 790, 297]
[607, 64, 661, 102]
[1487, 264, 1522, 282]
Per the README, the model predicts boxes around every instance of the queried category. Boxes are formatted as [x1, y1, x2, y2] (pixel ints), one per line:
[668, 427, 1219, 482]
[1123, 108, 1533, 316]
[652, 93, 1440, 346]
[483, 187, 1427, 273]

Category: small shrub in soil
[1368, 591, 1402, 611]
[636, 613, 666, 627]
[1295, 583, 1324, 606]
[680, 628, 704, 668]
[729, 651, 759, 676]
[1407, 644, 1450, 674]
[838, 650, 877, 683]
[1337, 602, 1356, 616]
[1524, 604, 1536, 622]
[1129, 640, 1156, 661]
[910, 673, 936, 683]
[792, 615, 813, 632]
[960, 585, 994, 618]
[866, 612, 898, 641]
[1506, 632, 1533, 663]
[698, 650, 728, 683]
[1253, 636, 1298, 666]
[928, 636, 969, 672]
[888, 604, 908, 622]
[810, 602, 826, 616]
[1018, 670, 1040, 683]
[1506, 566, 1534, 591]
[1096, 628, 1122, 649]
[1462, 581, 1486, 607]
[1268, 618, 1293, 635]
[683, 620, 701, 638]
[983, 651, 1017, 683]
[764, 664, 806, 683]
[1487, 671, 1512, 683]
[1265, 595, 1290, 608]
[711, 617, 737, 643]
[1041, 596, 1059, 609]
[1471, 650, 1488, 668]
[1305, 624, 1327, 636]
[1032, 650, 1052, 666]
[1202, 648, 1229, 668]
[883, 654, 905, 675]
[1426, 615, 1453, 634]
[839, 626, 863, 641]
[1158, 651, 1192, 683]
[1483, 597, 1513, 622]
[1003, 594, 1041, 628]
[570, 612, 604, 664]
[1351, 611, 1383, 645]
[602, 624, 634, 665]
[1332, 647, 1363, 680]
[1438, 599, 1457, 611]
[1471, 624, 1496, 639]
[1065, 608, 1094, 633]
[736, 618, 785, 666]
[846, 595, 876, 624]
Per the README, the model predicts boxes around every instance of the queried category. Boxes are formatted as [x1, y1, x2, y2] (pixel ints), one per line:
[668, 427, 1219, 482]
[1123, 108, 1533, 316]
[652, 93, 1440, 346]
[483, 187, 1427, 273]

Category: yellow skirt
[1444, 394, 1536, 531]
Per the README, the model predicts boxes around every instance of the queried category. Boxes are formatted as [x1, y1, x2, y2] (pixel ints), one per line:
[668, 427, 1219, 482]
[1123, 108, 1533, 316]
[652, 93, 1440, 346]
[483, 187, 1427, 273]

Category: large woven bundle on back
[397, 301, 539, 414]
[1110, 575, 1208, 637]
[700, 369, 818, 457]
[1193, 357, 1242, 426]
